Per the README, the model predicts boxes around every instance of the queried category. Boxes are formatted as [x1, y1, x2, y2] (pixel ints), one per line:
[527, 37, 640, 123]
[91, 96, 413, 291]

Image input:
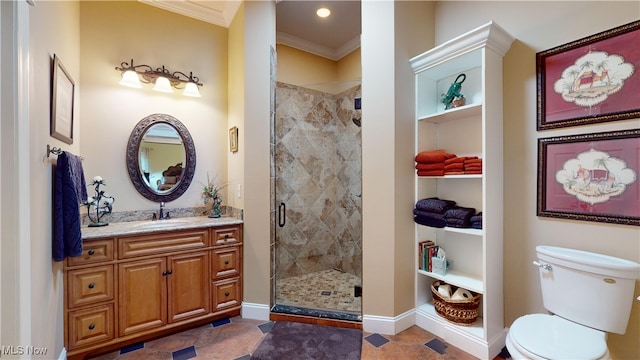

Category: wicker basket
[430, 280, 481, 325]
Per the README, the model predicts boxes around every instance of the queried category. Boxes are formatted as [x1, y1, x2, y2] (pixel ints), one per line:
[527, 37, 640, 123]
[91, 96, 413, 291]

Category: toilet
[506, 245, 639, 360]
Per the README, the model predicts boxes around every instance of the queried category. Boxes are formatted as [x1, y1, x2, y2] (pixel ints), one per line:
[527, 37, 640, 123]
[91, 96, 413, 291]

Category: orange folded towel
[417, 169, 445, 176]
[444, 157, 464, 165]
[465, 165, 482, 171]
[416, 163, 445, 171]
[445, 171, 465, 175]
[464, 158, 483, 165]
[415, 150, 455, 164]
[465, 170, 483, 174]
[445, 164, 464, 171]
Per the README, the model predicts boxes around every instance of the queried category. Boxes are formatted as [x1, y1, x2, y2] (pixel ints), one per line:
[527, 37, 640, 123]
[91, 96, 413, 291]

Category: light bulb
[182, 82, 201, 97]
[119, 70, 142, 88]
[153, 77, 173, 93]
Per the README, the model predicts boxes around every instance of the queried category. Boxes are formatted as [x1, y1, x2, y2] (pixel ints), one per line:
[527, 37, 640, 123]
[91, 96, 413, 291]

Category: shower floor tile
[276, 269, 361, 314]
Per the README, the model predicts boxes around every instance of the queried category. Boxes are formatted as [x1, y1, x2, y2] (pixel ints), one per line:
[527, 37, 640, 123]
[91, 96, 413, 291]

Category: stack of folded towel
[415, 150, 456, 176]
[444, 156, 465, 175]
[443, 206, 477, 228]
[470, 212, 483, 229]
[464, 157, 483, 174]
[413, 197, 456, 228]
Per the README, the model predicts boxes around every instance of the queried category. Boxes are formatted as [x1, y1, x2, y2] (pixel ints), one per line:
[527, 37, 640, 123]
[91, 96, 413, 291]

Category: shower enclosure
[271, 81, 362, 321]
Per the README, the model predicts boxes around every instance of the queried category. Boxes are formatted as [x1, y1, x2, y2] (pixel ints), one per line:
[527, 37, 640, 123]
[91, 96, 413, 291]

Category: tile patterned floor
[275, 268, 362, 314]
[88, 316, 509, 360]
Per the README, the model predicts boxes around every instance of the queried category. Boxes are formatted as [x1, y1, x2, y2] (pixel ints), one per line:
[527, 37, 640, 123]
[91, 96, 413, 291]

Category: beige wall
[79, 1, 229, 212]
[433, 2, 639, 358]
[9, 1, 639, 358]
[361, 0, 435, 322]
[276, 44, 361, 94]
[240, 0, 275, 308]
[28, 1, 81, 357]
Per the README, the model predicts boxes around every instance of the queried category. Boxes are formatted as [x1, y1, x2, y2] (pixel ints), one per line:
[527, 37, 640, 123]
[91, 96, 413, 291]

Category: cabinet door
[67, 265, 114, 308]
[211, 246, 241, 279]
[212, 278, 241, 313]
[167, 251, 210, 323]
[118, 258, 167, 336]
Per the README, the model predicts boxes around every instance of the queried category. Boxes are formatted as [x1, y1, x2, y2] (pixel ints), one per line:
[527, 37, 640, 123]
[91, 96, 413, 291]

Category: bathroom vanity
[63, 217, 243, 360]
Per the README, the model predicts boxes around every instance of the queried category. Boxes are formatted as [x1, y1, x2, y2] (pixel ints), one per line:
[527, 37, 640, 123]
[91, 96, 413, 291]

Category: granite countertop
[81, 216, 243, 239]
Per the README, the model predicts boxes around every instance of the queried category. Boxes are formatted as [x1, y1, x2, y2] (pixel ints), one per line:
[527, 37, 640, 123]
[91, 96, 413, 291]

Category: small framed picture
[229, 126, 238, 153]
[537, 129, 639, 226]
[536, 20, 640, 130]
[51, 54, 75, 144]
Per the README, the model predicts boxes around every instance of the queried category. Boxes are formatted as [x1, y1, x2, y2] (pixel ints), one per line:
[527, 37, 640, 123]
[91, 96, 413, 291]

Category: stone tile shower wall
[274, 82, 362, 282]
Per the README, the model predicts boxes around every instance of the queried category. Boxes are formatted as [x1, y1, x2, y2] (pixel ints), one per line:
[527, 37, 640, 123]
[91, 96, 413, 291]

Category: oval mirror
[126, 113, 196, 202]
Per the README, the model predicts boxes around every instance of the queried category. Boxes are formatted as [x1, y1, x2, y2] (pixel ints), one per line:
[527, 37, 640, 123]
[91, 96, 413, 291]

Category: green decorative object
[202, 173, 228, 218]
[84, 176, 115, 227]
[441, 73, 466, 110]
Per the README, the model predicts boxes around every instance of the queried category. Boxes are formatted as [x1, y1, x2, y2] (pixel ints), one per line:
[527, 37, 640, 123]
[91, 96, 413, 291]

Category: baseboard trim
[362, 309, 415, 335]
[241, 302, 270, 321]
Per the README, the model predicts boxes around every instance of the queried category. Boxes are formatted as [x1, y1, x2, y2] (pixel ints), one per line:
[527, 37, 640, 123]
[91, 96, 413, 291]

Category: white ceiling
[140, 0, 361, 61]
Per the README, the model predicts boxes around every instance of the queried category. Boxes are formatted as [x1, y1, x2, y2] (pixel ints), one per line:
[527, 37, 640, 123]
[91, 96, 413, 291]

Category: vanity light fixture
[115, 59, 202, 97]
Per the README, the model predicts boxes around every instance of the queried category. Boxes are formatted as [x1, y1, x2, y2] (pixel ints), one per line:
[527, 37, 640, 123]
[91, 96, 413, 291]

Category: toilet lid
[510, 314, 607, 360]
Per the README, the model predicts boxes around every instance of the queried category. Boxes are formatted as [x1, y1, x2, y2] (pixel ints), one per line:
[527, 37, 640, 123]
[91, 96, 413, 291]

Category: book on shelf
[418, 240, 438, 271]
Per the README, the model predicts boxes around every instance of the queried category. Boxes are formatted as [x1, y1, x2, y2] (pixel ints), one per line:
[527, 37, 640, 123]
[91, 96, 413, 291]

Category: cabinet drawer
[67, 239, 114, 266]
[68, 303, 114, 350]
[211, 246, 241, 279]
[67, 265, 114, 308]
[212, 278, 241, 312]
[212, 225, 241, 246]
[119, 229, 208, 259]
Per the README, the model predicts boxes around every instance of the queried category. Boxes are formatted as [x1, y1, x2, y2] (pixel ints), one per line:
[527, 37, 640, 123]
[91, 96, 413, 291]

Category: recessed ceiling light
[316, 7, 331, 18]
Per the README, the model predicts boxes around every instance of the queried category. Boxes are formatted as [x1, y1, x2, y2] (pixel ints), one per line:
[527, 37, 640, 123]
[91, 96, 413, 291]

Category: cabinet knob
[88, 324, 95, 330]
[224, 234, 230, 239]
[88, 283, 95, 289]
[167, 270, 173, 275]
[224, 291, 230, 297]
[88, 250, 95, 255]
[224, 260, 230, 265]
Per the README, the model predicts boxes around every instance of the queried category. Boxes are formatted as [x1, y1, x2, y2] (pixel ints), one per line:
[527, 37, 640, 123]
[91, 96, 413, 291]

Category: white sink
[135, 219, 190, 229]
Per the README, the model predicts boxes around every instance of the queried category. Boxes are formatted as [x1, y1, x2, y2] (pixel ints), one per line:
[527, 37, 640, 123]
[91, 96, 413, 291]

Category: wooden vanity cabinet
[64, 223, 243, 360]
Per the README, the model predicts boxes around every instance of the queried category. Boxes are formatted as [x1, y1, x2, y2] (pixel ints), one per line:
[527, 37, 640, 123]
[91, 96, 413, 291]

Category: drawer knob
[88, 250, 95, 255]
[224, 291, 230, 297]
[88, 324, 95, 330]
[88, 283, 95, 289]
[224, 234, 230, 239]
[224, 260, 230, 265]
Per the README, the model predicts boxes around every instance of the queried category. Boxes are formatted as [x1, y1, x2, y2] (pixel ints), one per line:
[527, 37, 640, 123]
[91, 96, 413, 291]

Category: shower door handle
[278, 202, 286, 227]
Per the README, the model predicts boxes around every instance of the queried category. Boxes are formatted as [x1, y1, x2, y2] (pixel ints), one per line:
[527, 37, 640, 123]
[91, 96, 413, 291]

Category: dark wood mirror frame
[126, 113, 196, 202]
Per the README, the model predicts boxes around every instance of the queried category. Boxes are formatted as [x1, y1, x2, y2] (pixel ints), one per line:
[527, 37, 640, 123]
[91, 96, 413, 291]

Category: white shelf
[418, 102, 482, 124]
[418, 269, 483, 294]
[417, 174, 482, 179]
[416, 302, 484, 338]
[445, 227, 483, 236]
[412, 21, 514, 360]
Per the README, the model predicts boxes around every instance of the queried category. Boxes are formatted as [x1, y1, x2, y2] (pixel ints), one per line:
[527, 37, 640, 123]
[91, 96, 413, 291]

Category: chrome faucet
[159, 202, 165, 220]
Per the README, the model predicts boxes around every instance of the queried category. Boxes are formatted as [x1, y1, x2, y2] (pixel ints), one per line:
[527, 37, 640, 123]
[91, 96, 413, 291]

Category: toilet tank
[536, 245, 640, 334]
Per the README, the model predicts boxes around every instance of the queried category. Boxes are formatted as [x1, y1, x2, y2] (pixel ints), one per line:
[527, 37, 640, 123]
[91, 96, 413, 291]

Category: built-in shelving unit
[410, 21, 514, 359]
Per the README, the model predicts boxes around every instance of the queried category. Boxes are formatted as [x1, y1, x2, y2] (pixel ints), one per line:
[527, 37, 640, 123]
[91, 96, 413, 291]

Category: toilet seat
[509, 314, 607, 360]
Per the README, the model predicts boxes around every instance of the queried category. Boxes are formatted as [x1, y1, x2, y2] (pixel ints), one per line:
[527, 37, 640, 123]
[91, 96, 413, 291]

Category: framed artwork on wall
[229, 126, 238, 153]
[51, 54, 75, 144]
[537, 129, 639, 226]
[536, 20, 640, 130]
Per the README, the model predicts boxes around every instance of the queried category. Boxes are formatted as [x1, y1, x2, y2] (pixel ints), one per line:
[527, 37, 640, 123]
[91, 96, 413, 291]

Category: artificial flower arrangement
[84, 176, 115, 227]
[202, 173, 228, 218]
